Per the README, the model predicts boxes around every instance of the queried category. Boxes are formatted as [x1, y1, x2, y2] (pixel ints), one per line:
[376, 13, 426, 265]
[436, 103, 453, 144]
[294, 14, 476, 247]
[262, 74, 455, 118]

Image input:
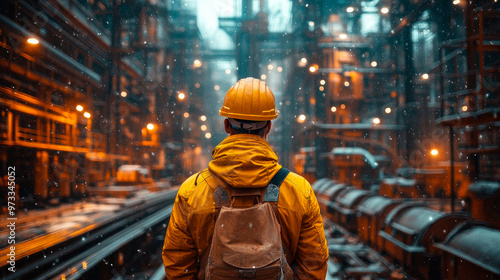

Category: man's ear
[224, 118, 232, 134]
[263, 121, 272, 139]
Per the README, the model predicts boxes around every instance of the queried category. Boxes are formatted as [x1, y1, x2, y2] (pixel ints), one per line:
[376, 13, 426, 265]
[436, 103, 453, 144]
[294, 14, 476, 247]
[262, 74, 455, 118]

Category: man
[162, 77, 329, 279]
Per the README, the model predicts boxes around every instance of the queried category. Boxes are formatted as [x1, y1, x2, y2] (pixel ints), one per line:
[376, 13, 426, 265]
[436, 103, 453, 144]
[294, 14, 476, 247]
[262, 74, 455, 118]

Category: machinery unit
[357, 196, 400, 250]
[379, 204, 470, 279]
[468, 181, 500, 229]
[329, 188, 372, 232]
[434, 223, 500, 280]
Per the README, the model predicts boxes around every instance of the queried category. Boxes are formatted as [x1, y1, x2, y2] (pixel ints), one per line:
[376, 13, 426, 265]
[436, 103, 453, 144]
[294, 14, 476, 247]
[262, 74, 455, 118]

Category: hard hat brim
[219, 110, 278, 121]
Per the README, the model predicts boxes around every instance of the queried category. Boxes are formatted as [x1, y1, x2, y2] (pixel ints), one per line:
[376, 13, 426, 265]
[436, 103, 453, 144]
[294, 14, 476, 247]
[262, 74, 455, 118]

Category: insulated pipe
[0, 59, 86, 99]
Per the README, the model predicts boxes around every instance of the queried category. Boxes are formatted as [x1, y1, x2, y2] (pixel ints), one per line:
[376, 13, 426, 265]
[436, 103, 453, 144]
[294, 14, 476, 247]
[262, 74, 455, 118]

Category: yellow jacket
[162, 134, 329, 279]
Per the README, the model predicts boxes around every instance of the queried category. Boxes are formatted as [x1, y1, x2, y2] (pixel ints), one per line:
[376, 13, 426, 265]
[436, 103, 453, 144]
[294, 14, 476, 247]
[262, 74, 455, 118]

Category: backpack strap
[263, 168, 294, 268]
[263, 167, 290, 202]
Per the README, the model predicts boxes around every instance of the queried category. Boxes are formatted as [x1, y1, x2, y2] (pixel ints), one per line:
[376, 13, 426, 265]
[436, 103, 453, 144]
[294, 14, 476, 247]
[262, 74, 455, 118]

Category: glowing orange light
[27, 37, 39, 44]
[193, 59, 202, 68]
[298, 58, 307, 67]
[309, 64, 319, 73]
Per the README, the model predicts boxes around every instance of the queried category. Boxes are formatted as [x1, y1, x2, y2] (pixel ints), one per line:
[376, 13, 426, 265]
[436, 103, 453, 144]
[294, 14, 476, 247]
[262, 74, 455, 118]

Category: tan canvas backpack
[204, 168, 293, 279]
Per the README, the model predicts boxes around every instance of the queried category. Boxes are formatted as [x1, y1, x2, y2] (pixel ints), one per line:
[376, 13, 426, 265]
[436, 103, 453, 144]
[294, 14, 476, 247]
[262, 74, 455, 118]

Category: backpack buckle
[238, 269, 256, 279]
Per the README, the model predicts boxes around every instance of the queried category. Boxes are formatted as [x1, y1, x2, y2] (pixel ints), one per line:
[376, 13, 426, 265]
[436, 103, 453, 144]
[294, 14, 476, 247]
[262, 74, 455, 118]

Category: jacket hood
[208, 134, 281, 189]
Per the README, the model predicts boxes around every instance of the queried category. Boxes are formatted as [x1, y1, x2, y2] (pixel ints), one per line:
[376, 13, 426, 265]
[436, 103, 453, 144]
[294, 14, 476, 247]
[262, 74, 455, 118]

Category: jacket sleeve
[162, 191, 198, 279]
[293, 188, 329, 280]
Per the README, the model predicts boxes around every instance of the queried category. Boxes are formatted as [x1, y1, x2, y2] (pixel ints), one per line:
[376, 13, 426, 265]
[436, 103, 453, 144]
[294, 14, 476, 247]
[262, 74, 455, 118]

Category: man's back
[162, 134, 329, 279]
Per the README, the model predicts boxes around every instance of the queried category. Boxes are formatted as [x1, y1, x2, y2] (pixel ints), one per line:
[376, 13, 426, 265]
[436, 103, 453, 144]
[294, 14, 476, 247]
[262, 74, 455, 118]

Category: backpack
[204, 168, 293, 280]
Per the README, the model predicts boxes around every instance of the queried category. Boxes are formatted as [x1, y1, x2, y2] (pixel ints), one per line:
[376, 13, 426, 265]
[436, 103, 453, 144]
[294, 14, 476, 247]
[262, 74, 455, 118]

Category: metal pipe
[449, 125, 455, 212]
[0, 60, 86, 99]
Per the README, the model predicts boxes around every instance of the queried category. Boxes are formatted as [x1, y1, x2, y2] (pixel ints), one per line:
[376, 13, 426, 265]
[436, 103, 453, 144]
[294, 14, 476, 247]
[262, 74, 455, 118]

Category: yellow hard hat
[219, 77, 278, 121]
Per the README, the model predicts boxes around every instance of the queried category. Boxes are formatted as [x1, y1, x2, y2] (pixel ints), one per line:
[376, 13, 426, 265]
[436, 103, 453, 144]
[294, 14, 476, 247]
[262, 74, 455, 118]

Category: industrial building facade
[1, 0, 499, 207]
